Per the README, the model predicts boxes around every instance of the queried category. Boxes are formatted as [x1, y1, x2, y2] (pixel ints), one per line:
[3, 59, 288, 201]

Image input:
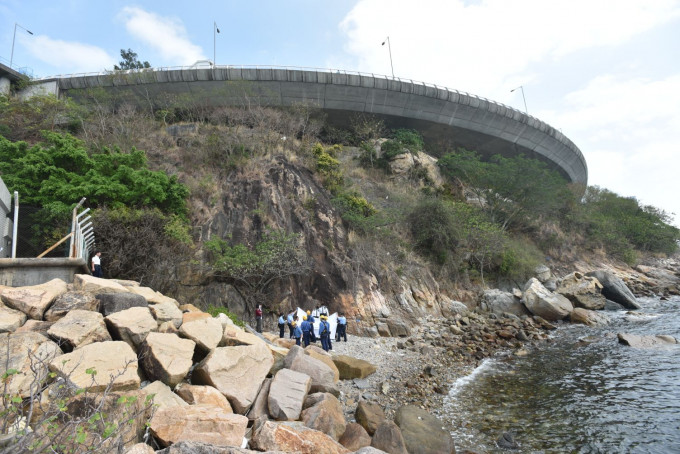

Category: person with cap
[277, 313, 285, 338]
[337, 312, 347, 342]
[306, 310, 316, 343]
[287, 311, 295, 338]
[319, 314, 331, 352]
[292, 321, 302, 346]
[301, 315, 312, 347]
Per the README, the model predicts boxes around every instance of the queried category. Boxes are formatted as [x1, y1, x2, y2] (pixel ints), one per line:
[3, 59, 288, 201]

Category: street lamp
[214, 21, 220, 66]
[511, 85, 528, 114]
[10, 23, 33, 69]
[381, 36, 394, 78]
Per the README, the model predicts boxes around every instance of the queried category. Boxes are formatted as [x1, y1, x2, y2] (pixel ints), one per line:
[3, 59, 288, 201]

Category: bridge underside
[49, 68, 587, 184]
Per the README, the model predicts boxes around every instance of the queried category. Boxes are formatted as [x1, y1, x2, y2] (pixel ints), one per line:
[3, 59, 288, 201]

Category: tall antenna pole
[382, 36, 394, 78]
[10, 23, 34, 69]
[213, 22, 220, 66]
[511, 85, 528, 114]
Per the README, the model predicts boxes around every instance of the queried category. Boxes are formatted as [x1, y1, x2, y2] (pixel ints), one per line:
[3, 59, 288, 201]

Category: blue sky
[3, 0, 680, 225]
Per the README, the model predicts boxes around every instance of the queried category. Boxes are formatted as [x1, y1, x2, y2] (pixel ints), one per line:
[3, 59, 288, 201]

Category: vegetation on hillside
[0, 88, 677, 299]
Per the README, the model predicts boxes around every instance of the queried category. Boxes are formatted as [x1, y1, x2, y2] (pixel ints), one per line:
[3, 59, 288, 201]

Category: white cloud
[21, 35, 116, 74]
[118, 6, 205, 66]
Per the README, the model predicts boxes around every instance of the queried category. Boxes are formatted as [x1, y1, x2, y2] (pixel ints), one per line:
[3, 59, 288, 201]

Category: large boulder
[149, 302, 183, 329]
[153, 441, 262, 453]
[98, 292, 148, 317]
[522, 278, 573, 321]
[267, 343, 290, 377]
[1, 279, 68, 320]
[586, 270, 640, 309]
[220, 324, 264, 347]
[283, 346, 335, 392]
[338, 422, 372, 451]
[250, 421, 351, 454]
[142, 380, 188, 410]
[247, 378, 271, 422]
[556, 272, 606, 310]
[394, 405, 455, 454]
[179, 317, 223, 354]
[371, 421, 408, 454]
[175, 383, 233, 413]
[618, 333, 677, 348]
[480, 289, 530, 316]
[355, 400, 386, 436]
[193, 342, 274, 414]
[74, 274, 128, 294]
[0, 304, 27, 333]
[267, 368, 311, 421]
[44, 291, 99, 322]
[138, 332, 195, 387]
[105, 307, 157, 349]
[0, 332, 61, 398]
[47, 309, 111, 351]
[300, 392, 346, 441]
[128, 286, 179, 306]
[569, 308, 610, 327]
[333, 355, 377, 380]
[150, 405, 248, 448]
[49, 341, 140, 392]
[305, 346, 340, 382]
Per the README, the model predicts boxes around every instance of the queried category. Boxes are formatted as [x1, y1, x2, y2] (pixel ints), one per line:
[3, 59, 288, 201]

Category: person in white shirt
[91, 251, 103, 278]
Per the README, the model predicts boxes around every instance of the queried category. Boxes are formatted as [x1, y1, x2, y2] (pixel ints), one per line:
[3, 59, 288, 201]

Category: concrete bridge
[31, 66, 587, 184]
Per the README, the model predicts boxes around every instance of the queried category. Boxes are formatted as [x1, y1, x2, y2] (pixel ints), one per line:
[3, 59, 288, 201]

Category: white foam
[447, 358, 497, 398]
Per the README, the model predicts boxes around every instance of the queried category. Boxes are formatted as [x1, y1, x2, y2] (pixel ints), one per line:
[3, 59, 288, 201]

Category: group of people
[277, 308, 348, 352]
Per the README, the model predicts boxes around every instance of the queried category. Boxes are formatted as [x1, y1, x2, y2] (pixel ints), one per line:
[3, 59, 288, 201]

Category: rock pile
[0, 274, 454, 454]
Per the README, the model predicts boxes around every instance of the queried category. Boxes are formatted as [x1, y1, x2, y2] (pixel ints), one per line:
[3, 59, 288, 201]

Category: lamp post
[511, 85, 528, 114]
[214, 21, 220, 66]
[381, 36, 394, 78]
[10, 23, 33, 69]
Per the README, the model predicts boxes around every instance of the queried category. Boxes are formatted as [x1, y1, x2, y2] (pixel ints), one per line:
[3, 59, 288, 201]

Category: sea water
[443, 296, 680, 453]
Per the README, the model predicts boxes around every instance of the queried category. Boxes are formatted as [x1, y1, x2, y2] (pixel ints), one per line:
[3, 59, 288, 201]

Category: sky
[2, 0, 680, 225]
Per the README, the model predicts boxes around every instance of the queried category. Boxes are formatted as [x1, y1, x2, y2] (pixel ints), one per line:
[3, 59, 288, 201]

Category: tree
[113, 49, 150, 71]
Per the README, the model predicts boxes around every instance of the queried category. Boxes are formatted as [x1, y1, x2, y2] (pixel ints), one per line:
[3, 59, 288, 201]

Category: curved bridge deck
[36, 66, 587, 184]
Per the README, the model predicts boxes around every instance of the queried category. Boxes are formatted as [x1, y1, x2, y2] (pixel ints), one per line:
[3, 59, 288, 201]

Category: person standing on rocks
[293, 321, 302, 346]
[319, 315, 331, 352]
[277, 313, 285, 338]
[301, 315, 312, 347]
[255, 304, 263, 333]
[287, 311, 295, 338]
[337, 312, 347, 342]
[91, 251, 103, 278]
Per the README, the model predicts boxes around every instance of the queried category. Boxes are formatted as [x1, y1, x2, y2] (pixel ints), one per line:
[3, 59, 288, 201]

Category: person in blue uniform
[336, 313, 347, 342]
[287, 312, 294, 338]
[301, 315, 312, 347]
[278, 313, 285, 338]
[307, 311, 316, 343]
[293, 321, 302, 346]
[319, 315, 331, 352]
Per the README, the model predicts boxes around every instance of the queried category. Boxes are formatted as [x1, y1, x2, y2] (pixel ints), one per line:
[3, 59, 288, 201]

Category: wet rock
[570, 308, 610, 327]
[394, 405, 455, 454]
[617, 333, 677, 348]
[497, 430, 519, 449]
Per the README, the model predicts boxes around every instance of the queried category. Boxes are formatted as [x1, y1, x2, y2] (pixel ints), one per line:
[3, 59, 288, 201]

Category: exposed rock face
[618, 333, 677, 348]
[355, 400, 386, 436]
[522, 278, 573, 321]
[333, 355, 377, 379]
[74, 274, 128, 294]
[44, 291, 99, 322]
[149, 302, 183, 328]
[142, 380, 188, 410]
[1, 279, 68, 319]
[47, 309, 111, 351]
[300, 392, 346, 441]
[193, 342, 274, 414]
[179, 317, 223, 353]
[586, 270, 640, 309]
[556, 272, 606, 310]
[267, 368, 311, 421]
[97, 292, 148, 317]
[480, 289, 529, 316]
[394, 405, 455, 454]
[175, 383, 233, 413]
[338, 422, 372, 451]
[138, 332, 195, 387]
[150, 405, 248, 447]
[49, 341, 140, 392]
[570, 308, 610, 327]
[105, 306, 157, 349]
[371, 420, 408, 454]
[251, 420, 351, 454]
[0, 304, 27, 332]
[1, 332, 61, 398]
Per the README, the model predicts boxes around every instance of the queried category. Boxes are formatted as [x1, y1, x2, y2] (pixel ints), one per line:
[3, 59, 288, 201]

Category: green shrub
[392, 128, 424, 150]
[380, 140, 405, 160]
[206, 305, 245, 327]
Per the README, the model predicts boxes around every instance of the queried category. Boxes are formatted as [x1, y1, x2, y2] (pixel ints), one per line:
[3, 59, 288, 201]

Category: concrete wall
[37, 67, 587, 184]
[0, 258, 89, 287]
[0, 177, 11, 258]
